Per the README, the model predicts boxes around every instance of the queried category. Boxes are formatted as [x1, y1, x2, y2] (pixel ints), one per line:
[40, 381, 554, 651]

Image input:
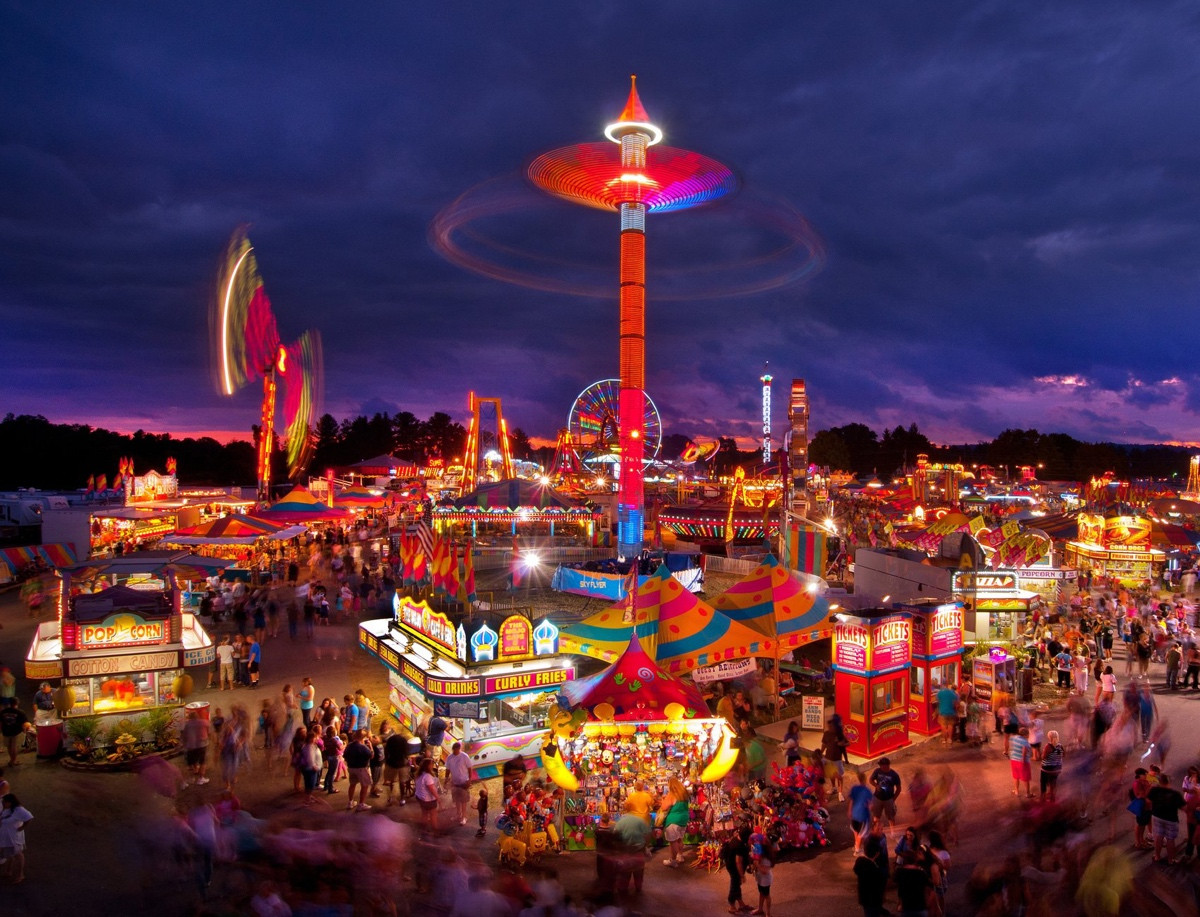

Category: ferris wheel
[567, 379, 662, 462]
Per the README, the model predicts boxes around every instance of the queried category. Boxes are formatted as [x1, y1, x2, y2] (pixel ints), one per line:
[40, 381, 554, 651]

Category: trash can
[36, 718, 64, 758]
[185, 701, 211, 721]
[1015, 668, 1034, 704]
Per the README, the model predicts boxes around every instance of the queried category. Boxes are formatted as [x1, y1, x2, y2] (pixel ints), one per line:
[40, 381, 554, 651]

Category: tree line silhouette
[0, 412, 1192, 491]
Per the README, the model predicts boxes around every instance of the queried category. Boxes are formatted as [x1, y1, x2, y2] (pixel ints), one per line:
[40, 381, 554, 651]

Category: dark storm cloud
[3, 1, 1200, 449]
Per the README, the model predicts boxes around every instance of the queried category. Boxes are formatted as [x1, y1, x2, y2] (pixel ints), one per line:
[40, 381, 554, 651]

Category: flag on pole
[414, 521, 434, 560]
[457, 543, 477, 605]
[509, 537, 523, 590]
[412, 537, 427, 583]
[431, 538, 446, 594]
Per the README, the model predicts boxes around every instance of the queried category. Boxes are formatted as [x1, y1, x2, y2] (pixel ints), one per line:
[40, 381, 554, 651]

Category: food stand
[1064, 512, 1164, 587]
[902, 602, 966, 736]
[358, 595, 575, 778]
[953, 570, 1041, 643]
[25, 569, 216, 718]
[832, 611, 912, 757]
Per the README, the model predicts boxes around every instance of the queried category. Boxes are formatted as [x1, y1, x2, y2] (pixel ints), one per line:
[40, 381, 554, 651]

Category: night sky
[3, 2, 1200, 451]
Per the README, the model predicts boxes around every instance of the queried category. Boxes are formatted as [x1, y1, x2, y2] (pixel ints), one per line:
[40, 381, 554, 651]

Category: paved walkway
[2, 587, 1199, 916]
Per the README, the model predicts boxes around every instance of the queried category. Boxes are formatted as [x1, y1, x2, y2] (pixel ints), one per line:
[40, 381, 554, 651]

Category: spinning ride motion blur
[212, 228, 324, 500]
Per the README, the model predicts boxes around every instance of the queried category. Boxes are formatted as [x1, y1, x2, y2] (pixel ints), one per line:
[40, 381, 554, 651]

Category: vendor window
[909, 666, 925, 699]
[931, 662, 958, 690]
[849, 682, 865, 720]
[871, 676, 906, 717]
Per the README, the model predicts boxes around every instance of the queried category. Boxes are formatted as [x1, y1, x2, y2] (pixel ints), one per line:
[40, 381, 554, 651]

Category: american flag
[414, 521, 435, 559]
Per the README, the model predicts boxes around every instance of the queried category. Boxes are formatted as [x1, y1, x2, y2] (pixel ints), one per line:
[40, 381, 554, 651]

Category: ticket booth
[903, 602, 966, 736]
[971, 648, 1017, 716]
[832, 610, 912, 757]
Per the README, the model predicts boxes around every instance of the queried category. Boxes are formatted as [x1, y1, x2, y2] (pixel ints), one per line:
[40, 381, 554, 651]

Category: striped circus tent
[560, 633, 708, 718]
[560, 564, 772, 674]
[711, 553, 833, 650]
[256, 485, 350, 522]
[335, 486, 386, 508]
[166, 513, 299, 546]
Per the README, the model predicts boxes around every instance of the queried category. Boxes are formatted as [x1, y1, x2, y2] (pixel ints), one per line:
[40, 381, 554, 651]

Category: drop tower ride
[528, 78, 736, 560]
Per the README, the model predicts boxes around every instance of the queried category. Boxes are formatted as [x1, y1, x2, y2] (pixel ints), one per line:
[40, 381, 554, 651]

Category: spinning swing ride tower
[528, 78, 736, 560]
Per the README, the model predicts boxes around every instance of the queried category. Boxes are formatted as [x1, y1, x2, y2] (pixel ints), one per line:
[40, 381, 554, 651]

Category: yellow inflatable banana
[540, 738, 580, 791]
[698, 726, 739, 783]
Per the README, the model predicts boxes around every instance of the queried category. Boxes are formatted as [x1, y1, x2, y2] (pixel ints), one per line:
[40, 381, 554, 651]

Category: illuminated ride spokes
[567, 379, 662, 464]
[213, 228, 324, 499]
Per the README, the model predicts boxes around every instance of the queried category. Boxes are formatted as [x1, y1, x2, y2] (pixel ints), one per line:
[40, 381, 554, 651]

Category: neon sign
[393, 596, 457, 655]
[79, 613, 166, 650]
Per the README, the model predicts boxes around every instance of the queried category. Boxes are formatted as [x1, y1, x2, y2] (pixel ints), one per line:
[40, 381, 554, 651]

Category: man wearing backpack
[868, 757, 902, 830]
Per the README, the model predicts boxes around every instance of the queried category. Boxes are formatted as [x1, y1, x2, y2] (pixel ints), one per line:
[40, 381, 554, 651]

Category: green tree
[809, 429, 852, 472]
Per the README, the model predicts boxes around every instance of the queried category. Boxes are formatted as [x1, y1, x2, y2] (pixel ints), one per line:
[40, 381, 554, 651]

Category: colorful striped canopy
[560, 564, 773, 673]
[179, 514, 286, 538]
[257, 485, 350, 522]
[0, 542, 78, 570]
[711, 554, 833, 650]
[560, 633, 707, 718]
[335, 486, 386, 508]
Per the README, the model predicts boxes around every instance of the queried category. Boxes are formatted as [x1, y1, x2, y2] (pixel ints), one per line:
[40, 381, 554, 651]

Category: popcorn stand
[831, 610, 913, 757]
[24, 553, 219, 720]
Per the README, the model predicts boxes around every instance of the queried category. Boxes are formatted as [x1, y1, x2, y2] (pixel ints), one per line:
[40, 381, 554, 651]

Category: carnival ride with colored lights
[527, 77, 738, 563]
[567, 379, 663, 468]
[213, 228, 324, 500]
[657, 464, 785, 548]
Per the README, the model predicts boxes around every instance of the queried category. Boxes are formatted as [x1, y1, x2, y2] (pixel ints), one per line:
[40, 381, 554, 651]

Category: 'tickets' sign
[910, 604, 964, 657]
[869, 616, 911, 671]
[78, 613, 167, 650]
[833, 620, 869, 671]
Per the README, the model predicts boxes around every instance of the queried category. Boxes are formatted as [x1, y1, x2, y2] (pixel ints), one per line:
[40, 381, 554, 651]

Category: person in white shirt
[215, 636, 235, 691]
[444, 742, 473, 826]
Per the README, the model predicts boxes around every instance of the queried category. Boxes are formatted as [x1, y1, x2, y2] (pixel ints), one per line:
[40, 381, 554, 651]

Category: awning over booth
[454, 479, 578, 510]
[165, 513, 308, 545]
[346, 454, 419, 477]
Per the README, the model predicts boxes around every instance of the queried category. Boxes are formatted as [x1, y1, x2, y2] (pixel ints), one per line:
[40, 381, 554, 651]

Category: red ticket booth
[904, 602, 966, 736]
[832, 611, 912, 757]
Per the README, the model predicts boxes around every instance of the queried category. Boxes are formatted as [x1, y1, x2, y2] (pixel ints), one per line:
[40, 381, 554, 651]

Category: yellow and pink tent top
[559, 564, 774, 674]
[256, 484, 350, 522]
[711, 553, 833, 650]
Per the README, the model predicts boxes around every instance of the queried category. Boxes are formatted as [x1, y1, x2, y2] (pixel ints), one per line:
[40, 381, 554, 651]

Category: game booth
[831, 610, 913, 757]
[901, 601, 966, 736]
[538, 635, 739, 852]
[358, 594, 576, 778]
